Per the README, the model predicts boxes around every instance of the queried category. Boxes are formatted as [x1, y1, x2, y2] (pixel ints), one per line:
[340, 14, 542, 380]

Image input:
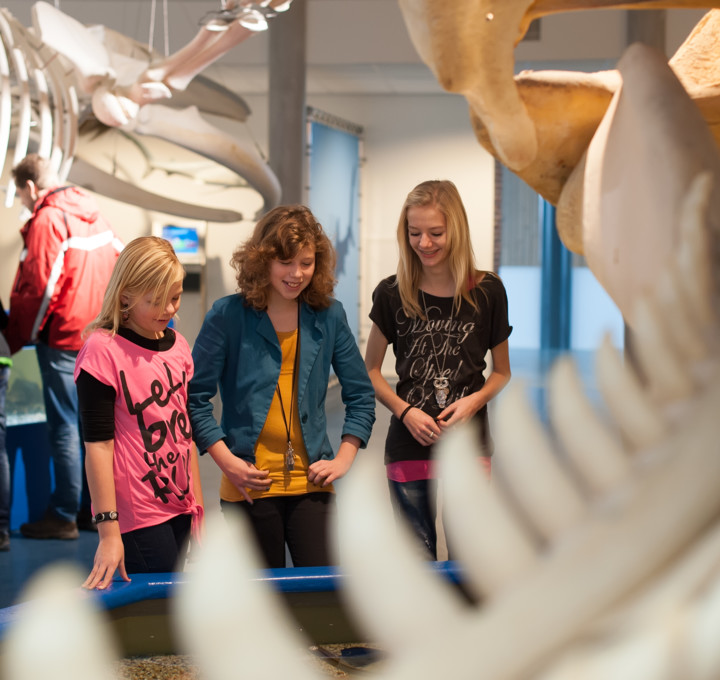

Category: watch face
[93, 511, 119, 523]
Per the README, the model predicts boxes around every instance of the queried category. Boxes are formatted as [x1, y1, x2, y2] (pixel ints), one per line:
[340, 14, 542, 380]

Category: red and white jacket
[5, 185, 123, 354]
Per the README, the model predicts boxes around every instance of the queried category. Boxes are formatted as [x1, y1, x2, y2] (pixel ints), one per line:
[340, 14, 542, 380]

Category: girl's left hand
[307, 437, 360, 486]
[437, 394, 481, 429]
[308, 456, 351, 487]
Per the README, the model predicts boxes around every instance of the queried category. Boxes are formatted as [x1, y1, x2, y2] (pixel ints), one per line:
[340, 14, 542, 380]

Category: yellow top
[220, 329, 333, 502]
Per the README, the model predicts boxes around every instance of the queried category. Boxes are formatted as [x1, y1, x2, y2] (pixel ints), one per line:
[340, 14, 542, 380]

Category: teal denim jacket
[188, 294, 375, 464]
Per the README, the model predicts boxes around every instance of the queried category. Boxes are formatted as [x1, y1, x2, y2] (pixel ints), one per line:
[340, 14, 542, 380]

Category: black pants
[222, 493, 334, 569]
[122, 513, 192, 574]
[388, 478, 438, 560]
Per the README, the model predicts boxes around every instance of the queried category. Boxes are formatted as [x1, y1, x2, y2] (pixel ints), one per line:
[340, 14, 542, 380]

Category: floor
[0, 347, 597, 610]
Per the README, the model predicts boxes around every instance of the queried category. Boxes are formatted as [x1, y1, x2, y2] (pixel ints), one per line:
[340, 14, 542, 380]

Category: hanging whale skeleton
[0, 0, 293, 222]
[4, 3, 720, 680]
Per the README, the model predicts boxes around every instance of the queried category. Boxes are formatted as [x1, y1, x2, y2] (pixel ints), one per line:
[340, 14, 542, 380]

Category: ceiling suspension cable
[148, 0, 157, 54]
[163, 0, 169, 57]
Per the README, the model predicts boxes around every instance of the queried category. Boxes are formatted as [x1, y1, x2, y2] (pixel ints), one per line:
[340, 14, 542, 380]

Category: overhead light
[200, 2, 288, 33]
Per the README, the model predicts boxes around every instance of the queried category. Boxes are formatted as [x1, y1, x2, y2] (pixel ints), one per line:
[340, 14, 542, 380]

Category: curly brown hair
[231, 204, 336, 310]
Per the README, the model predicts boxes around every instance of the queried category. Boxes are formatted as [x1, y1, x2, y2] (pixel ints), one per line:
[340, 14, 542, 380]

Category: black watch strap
[92, 511, 119, 524]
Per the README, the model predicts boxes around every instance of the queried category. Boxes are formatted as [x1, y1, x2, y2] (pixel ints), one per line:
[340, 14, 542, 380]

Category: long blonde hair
[396, 180, 478, 318]
[86, 236, 185, 335]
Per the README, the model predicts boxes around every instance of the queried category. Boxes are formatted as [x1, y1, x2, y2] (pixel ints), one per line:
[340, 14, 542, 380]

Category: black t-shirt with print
[369, 273, 512, 463]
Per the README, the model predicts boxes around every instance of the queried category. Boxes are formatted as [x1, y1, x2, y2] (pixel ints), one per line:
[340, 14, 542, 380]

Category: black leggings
[122, 513, 192, 574]
[222, 493, 334, 569]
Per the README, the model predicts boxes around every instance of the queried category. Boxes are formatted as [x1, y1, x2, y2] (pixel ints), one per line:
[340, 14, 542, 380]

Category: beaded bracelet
[399, 404, 414, 423]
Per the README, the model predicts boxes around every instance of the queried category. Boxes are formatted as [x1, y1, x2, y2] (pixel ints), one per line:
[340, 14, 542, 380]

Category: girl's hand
[308, 457, 351, 486]
[225, 457, 271, 503]
[437, 394, 481, 428]
[308, 436, 361, 486]
[82, 533, 129, 590]
[403, 407, 442, 447]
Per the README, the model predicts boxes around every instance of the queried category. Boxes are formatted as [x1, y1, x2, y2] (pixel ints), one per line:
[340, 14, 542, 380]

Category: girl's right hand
[226, 457, 271, 503]
[402, 407, 442, 447]
[82, 533, 130, 590]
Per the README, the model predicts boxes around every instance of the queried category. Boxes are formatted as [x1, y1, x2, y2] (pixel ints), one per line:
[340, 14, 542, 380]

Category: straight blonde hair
[396, 180, 478, 318]
[86, 236, 185, 335]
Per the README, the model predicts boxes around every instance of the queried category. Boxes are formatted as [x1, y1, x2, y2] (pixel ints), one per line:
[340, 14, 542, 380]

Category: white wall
[189, 91, 495, 351]
[303, 94, 495, 349]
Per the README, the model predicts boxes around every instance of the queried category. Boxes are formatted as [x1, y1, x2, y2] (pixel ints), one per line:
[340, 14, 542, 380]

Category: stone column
[626, 9, 666, 53]
[268, 0, 307, 205]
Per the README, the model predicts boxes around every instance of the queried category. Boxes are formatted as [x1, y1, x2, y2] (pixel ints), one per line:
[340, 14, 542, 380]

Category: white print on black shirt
[395, 304, 476, 411]
[120, 362, 192, 503]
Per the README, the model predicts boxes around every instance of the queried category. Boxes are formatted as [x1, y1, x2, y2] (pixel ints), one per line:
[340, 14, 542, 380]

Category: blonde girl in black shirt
[365, 180, 512, 559]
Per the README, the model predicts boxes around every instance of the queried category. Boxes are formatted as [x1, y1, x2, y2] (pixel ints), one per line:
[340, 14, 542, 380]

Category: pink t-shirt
[75, 329, 201, 534]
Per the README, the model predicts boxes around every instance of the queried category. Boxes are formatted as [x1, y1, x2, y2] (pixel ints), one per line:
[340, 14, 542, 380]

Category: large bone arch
[398, 2, 720, 248]
[398, 2, 720, 329]
[399, 0, 719, 175]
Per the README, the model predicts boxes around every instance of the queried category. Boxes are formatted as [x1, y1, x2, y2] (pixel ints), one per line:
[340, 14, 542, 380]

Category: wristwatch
[92, 511, 119, 524]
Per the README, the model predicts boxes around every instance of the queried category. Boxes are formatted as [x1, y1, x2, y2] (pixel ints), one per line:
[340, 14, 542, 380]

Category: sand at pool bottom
[117, 644, 385, 678]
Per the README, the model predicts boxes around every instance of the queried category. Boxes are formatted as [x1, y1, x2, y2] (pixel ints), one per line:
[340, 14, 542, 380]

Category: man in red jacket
[5, 154, 123, 540]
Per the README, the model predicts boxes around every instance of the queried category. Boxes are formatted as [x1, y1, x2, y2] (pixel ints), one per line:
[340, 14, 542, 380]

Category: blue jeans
[36, 343, 81, 522]
[388, 478, 438, 560]
[0, 365, 9, 533]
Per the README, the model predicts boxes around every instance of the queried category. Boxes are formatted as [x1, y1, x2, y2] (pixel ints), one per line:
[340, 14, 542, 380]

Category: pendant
[285, 441, 295, 471]
[434, 377, 450, 408]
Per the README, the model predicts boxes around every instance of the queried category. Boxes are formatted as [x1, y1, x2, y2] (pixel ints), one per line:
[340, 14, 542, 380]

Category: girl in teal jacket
[188, 205, 375, 568]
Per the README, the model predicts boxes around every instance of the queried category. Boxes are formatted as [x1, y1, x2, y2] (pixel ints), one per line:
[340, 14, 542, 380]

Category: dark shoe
[76, 507, 97, 532]
[20, 510, 78, 540]
[0, 532, 9, 551]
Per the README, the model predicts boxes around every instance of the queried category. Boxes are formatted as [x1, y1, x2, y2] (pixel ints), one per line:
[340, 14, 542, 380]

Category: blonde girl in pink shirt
[75, 236, 203, 589]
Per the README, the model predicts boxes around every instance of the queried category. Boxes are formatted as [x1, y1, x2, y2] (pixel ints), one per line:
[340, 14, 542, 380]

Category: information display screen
[161, 224, 200, 255]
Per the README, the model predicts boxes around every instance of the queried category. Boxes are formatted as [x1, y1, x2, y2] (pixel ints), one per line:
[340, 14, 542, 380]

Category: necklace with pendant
[421, 290, 454, 408]
[276, 303, 300, 471]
